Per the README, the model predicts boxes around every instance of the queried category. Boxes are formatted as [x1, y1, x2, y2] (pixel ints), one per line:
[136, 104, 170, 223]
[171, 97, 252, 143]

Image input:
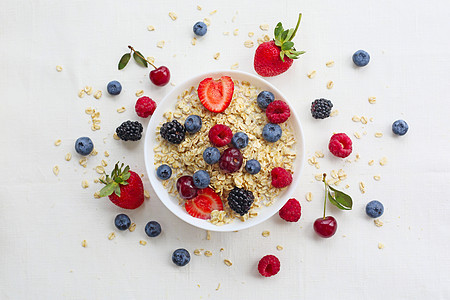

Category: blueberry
[231, 132, 249, 149]
[193, 21, 207, 36]
[107, 80, 122, 95]
[203, 147, 220, 164]
[352, 50, 370, 67]
[193, 170, 210, 189]
[145, 221, 161, 237]
[114, 214, 131, 231]
[245, 159, 261, 175]
[157, 164, 172, 180]
[392, 120, 409, 136]
[365, 200, 384, 218]
[257, 91, 275, 110]
[172, 248, 190, 266]
[262, 123, 282, 143]
[184, 115, 202, 134]
[75, 137, 94, 156]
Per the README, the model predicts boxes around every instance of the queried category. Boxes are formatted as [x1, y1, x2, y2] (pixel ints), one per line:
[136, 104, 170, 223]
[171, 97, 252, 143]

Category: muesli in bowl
[144, 70, 305, 232]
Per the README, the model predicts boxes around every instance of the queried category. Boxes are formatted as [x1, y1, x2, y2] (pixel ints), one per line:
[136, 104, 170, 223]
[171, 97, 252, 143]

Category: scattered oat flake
[375, 132, 383, 138]
[232, 15, 237, 22]
[361, 116, 368, 124]
[368, 160, 374, 166]
[117, 107, 126, 113]
[262, 230, 270, 237]
[307, 70, 316, 78]
[260, 24, 269, 31]
[359, 182, 365, 194]
[374, 219, 383, 227]
[194, 249, 202, 256]
[147, 25, 155, 31]
[224, 259, 232, 266]
[53, 166, 59, 176]
[203, 18, 211, 26]
[276, 245, 283, 251]
[327, 81, 334, 89]
[144, 190, 150, 199]
[216, 283, 221, 291]
[108, 232, 116, 240]
[84, 86, 93, 95]
[315, 174, 323, 181]
[136, 90, 144, 97]
[370, 117, 374, 122]
[373, 175, 381, 181]
[305, 192, 313, 202]
[223, 31, 229, 35]
[82, 180, 89, 189]
[233, 29, 239, 36]
[248, 32, 254, 37]
[85, 107, 94, 115]
[56, 65, 63, 72]
[206, 230, 211, 240]
[126, 223, 136, 232]
[354, 132, 361, 139]
[378, 243, 385, 249]
[95, 166, 105, 174]
[379, 157, 388, 166]
[81, 240, 87, 248]
[93, 90, 102, 99]
[230, 63, 239, 70]
[220, 248, 224, 252]
[213, 52, 220, 60]
[104, 151, 110, 157]
[157, 41, 165, 48]
[147, 56, 155, 64]
[368, 96, 376, 104]
[54, 139, 62, 146]
[168, 12, 177, 20]
[244, 40, 254, 48]
[78, 90, 85, 98]
[140, 240, 147, 246]
[315, 151, 324, 158]
[65, 153, 72, 161]
[352, 115, 361, 122]
[263, 35, 270, 42]
[257, 37, 264, 45]
[191, 37, 197, 46]
[330, 109, 339, 117]
[93, 192, 100, 199]
[113, 133, 120, 140]
[204, 250, 212, 257]
[197, 5, 202, 10]
[326, 60, 335, 67]
[209, 9, 217, 15]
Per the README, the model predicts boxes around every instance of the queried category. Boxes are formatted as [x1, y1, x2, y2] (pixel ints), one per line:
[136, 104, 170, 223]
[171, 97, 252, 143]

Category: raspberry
[208, 124, 233, 147]
[135, 96, 157, 118]
[271, 167, 293, 188]
[311, 98, 333, 119]
[258, 255, 281, 277]
[328, 133, 352, 158]
[266, 100, 290, 124]
[279, 198, 301, 222]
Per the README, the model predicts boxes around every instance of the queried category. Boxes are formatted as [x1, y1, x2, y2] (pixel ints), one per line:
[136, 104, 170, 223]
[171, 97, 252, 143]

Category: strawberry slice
[185, 187, 224, 220]
[197, 76, 234, 113]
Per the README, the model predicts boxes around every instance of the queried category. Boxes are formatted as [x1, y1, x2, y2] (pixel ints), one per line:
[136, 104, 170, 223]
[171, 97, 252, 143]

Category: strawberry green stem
[288, 13, 302, 42]
[322, 173, 327, 219]
[128, 45, 157, 69]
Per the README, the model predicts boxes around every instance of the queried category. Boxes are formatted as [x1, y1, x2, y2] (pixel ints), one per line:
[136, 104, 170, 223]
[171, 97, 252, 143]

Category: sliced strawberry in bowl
[185, 187, 224, 220]
[197, 76, 234, 113]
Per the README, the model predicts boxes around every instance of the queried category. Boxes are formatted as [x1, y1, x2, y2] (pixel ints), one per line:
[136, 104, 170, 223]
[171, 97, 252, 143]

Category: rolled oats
[360, 116, 368, 124]
[93, 90, 102, 99]
[262, 230, 270, 237]
[374, 219, 383, 227]
[127, 223, 136, 232]
[223, 32, 229, 36]
[373, 175, 381, 181]
[157, 41, 165, 48]
[359, 181, 365, 194]
[276, 245, 283, 251]
[191, 37, 197, 45]
[56, 65, 63, 72]
[78, 90, 85, 98]
[94, 192, 100, 198]
[197, 5, 202, 10]
[374, 132, 383, 138]
[354, 132, 361, 139]
[79, 157, 87, 167]
[248, 32, 254, 37]
[136, 90, 144, 97]
[204, 250, 212, 257]
[352, 115, 361, 122]
[307, 70, 316, 78]
[330, 109, 338, 117]
[378, 242, 385, 249]
[85, 107, 94, 115]
[113, 133, 120, 140]
[209, 10, 217, 15]
[203, 18, 211, 26]
[224, 259, 232, 266]
[206, 230, 211, 240]
[368, 160, 374, 166]
[244, 40, 254, 48]
[233, 29, 239, 36]
[81, 240, 87, 247]
[213, 52, 220, 60]
[117, 107, 126, 113]
[368, 96, 376, 104]
[305, 192, 313, 202]
[104, 151, 110, 157]
[54, 139, 62, 146]
[90, 148, 98, 156]
[168, 12, 177, 20]
[65, 153, 72, 161]
[326, 60, 335, 67]
[259, 24, 269, 31]
[95, 166, 105, 174]
[147, 56, 155, 64]
[144, 190, 150, 198]
[108, 232, 116, 240]
[147, 25, 155, 31]
[379, 157, 388, 166]
[327, 81, 334, 89]
[315, 151, 324, 158]
[84, 86, 93, 95]
[140, 240, 147, 246]
[53, 166, 59, 176]
[82, 180, 89, 188]
[230, 63, 239, 70]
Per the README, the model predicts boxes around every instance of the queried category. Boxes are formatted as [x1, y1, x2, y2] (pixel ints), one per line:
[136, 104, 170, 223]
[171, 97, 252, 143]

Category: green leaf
[281, 41, 294, 51]
[118, 53, 131, 70]
[275, 40, 283, 47]
[114, 185, 121, 197]
[122, 172, 130, 181]
[291, 50, 306, 56]
[328, 186, 353, 209]
[114, 177, 124, 184]
[274, 22, 284, 40]
[280, 51, 285, 62]
[99, 183, 117, 197]
[328, 191, 350, 210]
[133, 51, 148, 68]
[123, 166, 130, 174]
[285, 28, 295, 41]
[280, 30, 289, 43]
[285, 52, 297, 59]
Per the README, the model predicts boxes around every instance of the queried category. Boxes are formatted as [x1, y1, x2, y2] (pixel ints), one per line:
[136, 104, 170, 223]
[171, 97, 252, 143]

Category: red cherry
[150, 66, 170, 86]
[313, 216, 337, 238]
[219, 148, 243, 173]
[176, 176, 198, 200]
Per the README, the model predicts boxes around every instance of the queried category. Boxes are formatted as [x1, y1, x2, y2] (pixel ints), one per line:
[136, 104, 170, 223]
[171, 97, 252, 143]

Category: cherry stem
[322, 173, 327, 219]
[288, 13, 302, 42]
[127, 45, 157, 69]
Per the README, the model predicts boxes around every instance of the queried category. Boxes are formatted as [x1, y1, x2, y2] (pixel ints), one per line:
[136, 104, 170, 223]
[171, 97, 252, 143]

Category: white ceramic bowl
[144, 70, 305, 232]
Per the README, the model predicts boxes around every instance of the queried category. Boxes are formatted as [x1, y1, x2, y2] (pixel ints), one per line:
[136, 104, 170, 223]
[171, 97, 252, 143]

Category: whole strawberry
[99, 162, 144, 209]
[254, 13, 305, 77]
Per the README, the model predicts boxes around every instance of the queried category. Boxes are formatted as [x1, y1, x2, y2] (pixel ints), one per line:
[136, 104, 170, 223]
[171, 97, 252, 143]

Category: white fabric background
[1, 0, 449, 299]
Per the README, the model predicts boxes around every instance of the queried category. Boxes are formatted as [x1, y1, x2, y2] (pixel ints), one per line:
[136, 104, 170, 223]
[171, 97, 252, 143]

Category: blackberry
[227, 187, 254, 216]
[116, 120, 143, 141]
[311, 98, 333, 119]
[160, 120, 186, 144]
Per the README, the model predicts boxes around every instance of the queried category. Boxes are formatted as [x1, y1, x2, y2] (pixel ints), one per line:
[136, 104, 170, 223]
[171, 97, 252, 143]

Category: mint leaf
[328, 191, 350, 210]
[118, 53, 131, 70]
[328, 186, 353, 210]
[133, 51, 148, 68]
[281, 41, 294, 51]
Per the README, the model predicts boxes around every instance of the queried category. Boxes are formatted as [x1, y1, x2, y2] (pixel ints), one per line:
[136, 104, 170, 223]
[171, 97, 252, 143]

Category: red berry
[185, 187, 223, 220]
[135, 96, 157, 118]
[328, 133, 352, 158]
[107, 170, 144, 209]
[279, 198, 301, 222]
[271, 167, 293, 188]
[254, 41, 294, 77]
[258, 255, 281, 277]
[208, 124, 233, 147]
[266, 100, 291, 124]
[197, 76, 234, 113]
[150, 66, 170, 86]
[313, 216, 337, 238]
[219, 148, 243, 173]
[176, 176, 198, 200]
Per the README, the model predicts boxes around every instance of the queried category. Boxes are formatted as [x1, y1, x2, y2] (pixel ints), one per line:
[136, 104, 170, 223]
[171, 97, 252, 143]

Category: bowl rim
[144, 69, 305, 232]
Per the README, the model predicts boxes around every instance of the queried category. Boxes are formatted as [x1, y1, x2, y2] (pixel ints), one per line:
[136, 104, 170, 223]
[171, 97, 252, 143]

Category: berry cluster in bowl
[153, 77, 297, 225]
